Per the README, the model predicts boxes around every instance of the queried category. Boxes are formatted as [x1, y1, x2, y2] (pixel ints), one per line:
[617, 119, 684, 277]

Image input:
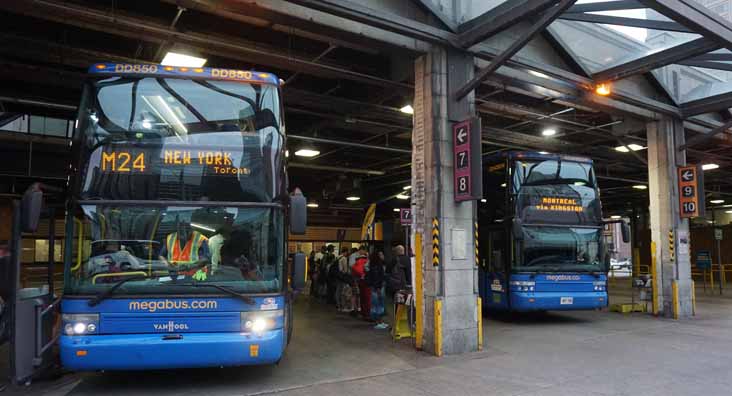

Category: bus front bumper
[60, 329, 284, 371]
[510, 291, 607, 312]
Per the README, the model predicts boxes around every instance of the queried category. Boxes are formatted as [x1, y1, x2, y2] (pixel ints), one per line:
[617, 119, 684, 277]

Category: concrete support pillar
[411, 46, 478, 355]
[647, 118, 693, 318]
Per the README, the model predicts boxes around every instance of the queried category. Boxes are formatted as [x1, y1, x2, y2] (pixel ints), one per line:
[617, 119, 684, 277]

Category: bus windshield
[65, 205, 283, 295]
[77, 77, 283, 202]
[513, 159, 602, 225]
[514, 226, 603, 273]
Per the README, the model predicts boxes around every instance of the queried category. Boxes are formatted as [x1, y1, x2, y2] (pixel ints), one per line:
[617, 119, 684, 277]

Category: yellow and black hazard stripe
[669, 230, 675, 261]
[474, 221, 479, 267]
[432, 218, 440, 267]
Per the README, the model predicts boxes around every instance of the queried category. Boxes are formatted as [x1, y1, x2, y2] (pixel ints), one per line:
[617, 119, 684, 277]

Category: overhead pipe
[288, 162, 385, 176]
[288, 135, 411, 154]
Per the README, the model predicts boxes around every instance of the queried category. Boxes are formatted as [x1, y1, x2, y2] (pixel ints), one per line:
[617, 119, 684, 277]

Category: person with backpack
[336, 247, 354, 312]
[366, 251, 388, 329]
[323, 245, 338, 304]
[351, 246, 371, 320]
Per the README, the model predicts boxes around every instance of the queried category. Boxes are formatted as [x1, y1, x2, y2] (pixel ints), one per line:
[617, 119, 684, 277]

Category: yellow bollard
[477, 297, 483, 351]
[434, 299, 443, 357]
[415, 232, 424, 350]
[691, 280, 696, 316]
[672, 280, 679, 320]
[651, 241, 659, 315]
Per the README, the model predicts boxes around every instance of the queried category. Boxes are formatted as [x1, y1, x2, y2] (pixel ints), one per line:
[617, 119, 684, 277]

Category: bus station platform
[4, 291, 732, 396]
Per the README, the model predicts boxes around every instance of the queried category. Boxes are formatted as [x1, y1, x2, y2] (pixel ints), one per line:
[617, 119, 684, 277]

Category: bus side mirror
[21, 188, 43, 233]
[621, 221, 630, 244]
[292, 253, 306, 290]
[290, 189, 307, 235]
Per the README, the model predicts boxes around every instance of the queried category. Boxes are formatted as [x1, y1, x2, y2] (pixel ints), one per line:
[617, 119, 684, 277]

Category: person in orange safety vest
[159, 224, 211, 280]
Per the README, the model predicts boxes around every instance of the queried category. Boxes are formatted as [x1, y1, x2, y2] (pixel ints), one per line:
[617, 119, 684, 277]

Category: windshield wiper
[88, 275, 153, 307]
[169, 282, 255, 305]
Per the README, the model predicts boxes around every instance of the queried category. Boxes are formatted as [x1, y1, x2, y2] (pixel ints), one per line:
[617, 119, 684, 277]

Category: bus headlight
[62, 314, 99, 335]
[593, 281, 606, 291]
[241, 310, 283, 333]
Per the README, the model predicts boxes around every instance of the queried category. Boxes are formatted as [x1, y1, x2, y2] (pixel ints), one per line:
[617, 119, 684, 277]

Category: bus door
[8, 185, 59, 386]
[483, 226, 509, 309]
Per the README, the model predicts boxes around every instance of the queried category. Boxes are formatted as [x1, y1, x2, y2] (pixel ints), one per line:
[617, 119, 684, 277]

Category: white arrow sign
[456, 128, 467, 144]
[681, 169, 694, 182]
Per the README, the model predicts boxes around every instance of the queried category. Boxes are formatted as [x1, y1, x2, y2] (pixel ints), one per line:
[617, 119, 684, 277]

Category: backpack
[352, 256, 367, 279]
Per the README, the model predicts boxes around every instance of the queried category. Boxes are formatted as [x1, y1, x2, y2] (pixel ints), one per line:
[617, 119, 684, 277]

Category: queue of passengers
[308, 244, 411, 331]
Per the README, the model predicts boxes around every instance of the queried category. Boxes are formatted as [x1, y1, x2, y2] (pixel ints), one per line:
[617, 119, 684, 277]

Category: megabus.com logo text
[128, 300, 217, 313]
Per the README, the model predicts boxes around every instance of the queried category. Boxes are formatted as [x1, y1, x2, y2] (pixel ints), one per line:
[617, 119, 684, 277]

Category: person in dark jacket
[367, 251, 388, 329]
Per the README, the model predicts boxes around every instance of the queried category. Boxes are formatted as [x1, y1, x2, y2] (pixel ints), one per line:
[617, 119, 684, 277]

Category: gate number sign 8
[458, 176, 469, 194]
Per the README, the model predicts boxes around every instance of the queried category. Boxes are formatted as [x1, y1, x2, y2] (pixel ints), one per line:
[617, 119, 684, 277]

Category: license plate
[560, 297, 573, 305]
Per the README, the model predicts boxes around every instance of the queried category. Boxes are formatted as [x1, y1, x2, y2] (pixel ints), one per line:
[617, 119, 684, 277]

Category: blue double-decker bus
[478, 152, 627, 312]
[59, 63, 306, 370]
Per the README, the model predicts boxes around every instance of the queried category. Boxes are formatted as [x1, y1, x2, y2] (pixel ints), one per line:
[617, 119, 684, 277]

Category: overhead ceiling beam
[0, 0, 412, 92]
[456, 0, 559, 48]
[235, 0, 681, 120]
[679, 118, 732, 150]
[592, 37, 721, 83]
[690, 53, 732, 62]
[678, 60, 732, 72]
[682, 91, 732, 118]
[161, 0, 382, 55]
[284, 0, 455, 46]
[455, 0, 577, 100]
[412, 0, 458, 32]
[566, 0, 643, 13]
[639, 0, 732, 51]
[558, 13, 693, 33]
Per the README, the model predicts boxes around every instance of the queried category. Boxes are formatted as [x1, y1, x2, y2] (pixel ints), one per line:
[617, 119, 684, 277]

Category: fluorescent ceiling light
[346, 196, 360, 201]
[307, 203, 319, 208]
[528, 70, 549, 79]
[702, 163, 719, 171]
[191, 223, 215, 233]
[538, 151, 549, 155]
[294, 149, 320, 157]
[710, 199, 724, 204]
[161, 52, 207, 67]
[541, 128, 557, 137]
[396, 194, 410, 200]
[393, 208, 401, 212]
[400, 105, 414, 115]
[480, 199, 487, 203]
[614, 144, 645, 152]
[632, 185, 647, 190]
[500, 183, 507, 187]
[610, 215, 622, 220]
[574, 181, 586, 186]
[726, 210, 732, 214]
[403, 185, 412, 190]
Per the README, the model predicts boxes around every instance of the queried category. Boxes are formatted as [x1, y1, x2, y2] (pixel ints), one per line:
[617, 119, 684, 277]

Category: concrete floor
[3, 288, 732, 396]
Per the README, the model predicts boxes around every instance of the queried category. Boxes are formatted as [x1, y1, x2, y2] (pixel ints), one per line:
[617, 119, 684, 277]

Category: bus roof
[88, 62, 280, 86]
[483, 151, 593, 165]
